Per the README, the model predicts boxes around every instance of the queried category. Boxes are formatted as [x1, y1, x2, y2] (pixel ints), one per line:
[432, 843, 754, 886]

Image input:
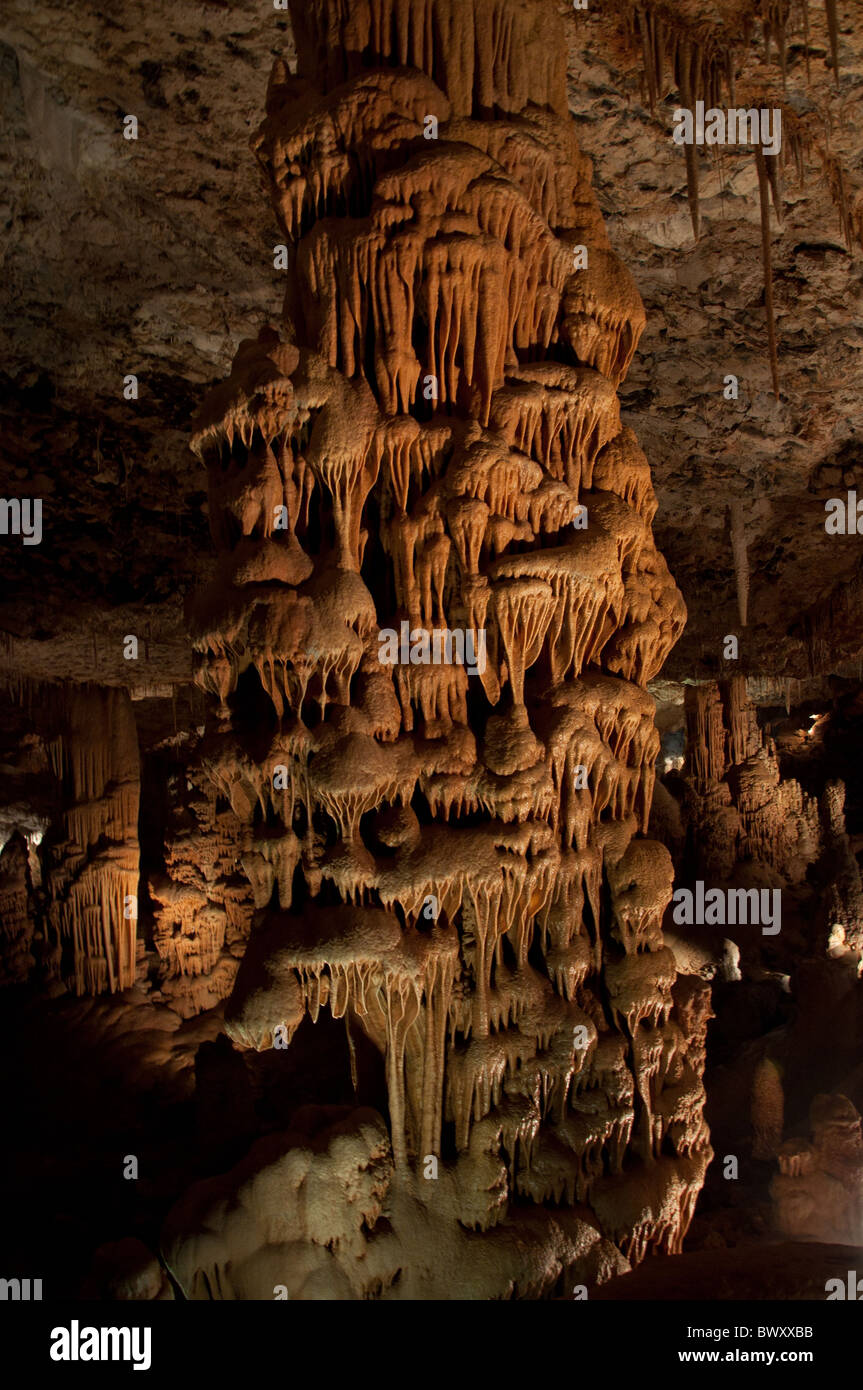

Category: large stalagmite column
[169, 0, 711, 1298]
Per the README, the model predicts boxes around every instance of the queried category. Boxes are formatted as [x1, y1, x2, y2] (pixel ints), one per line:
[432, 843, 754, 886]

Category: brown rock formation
[148, 754, 253, 1018]
[682, 676, 820, 884]
[0, 682, 140, 995]
[162, 0, 710, 1298]
[772, 1092, 863, 1244]
[821, 779, 863, 957]
[0, 831, 34, 987]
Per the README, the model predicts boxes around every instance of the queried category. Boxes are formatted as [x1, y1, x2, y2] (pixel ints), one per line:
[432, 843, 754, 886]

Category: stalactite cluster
[0, 683, 141, 996]
[682, 676, 820, 883]
[608, 0, 850, 397]
[0, 832, 34, 987]
[795, 557, 863, 675]
[43, 687, 140, 996]
[162, 0, 711, 1298]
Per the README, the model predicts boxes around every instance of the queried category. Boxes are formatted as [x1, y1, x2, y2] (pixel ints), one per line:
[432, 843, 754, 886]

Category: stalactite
[801, 0, 812, 82]
[821, 148, 854, 249]
[825, 0, 840, 86]
[755, 146, 781, 398]
[729, 499, 750, 627]
[680, 60, 700, 241]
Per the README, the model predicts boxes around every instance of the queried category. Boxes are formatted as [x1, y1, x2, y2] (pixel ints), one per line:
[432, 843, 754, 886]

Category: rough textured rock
[162, 1104, 628, 1300]
[85, 1237, 174, 1301]
[681, 675, 820, 885]
[154, 0, 713, 1296]
[772, 1093, 863, 1244]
